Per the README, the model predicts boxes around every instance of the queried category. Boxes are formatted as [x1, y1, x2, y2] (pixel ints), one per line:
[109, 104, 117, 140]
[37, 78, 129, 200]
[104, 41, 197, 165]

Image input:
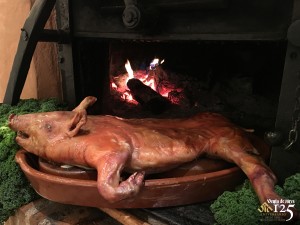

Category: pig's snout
[8, 114, 16, 122]
[8, 114, 20, 129]
[8, 114, 30, 139]
[8, 114, 16, 129]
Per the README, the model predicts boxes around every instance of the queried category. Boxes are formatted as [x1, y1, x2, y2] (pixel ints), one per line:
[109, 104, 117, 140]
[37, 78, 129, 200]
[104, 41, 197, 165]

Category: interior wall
[0, 0, 62, 103]
[34, 8, 62, 100]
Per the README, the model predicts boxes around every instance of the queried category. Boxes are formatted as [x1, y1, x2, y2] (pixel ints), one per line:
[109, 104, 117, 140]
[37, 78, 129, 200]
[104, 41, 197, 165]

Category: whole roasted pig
[7, 96, 282, 205]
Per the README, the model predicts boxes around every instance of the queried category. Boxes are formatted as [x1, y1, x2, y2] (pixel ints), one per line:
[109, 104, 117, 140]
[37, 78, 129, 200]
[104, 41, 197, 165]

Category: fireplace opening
[72, 39, 287, 134]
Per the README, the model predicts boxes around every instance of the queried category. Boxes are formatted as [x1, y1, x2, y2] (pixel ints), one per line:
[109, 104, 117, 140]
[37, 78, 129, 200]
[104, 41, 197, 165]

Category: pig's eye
[45, 124, 52, 132]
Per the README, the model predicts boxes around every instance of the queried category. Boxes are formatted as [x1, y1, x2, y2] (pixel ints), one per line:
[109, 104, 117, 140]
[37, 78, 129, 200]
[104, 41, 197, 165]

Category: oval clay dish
[15, 135, 269, 208]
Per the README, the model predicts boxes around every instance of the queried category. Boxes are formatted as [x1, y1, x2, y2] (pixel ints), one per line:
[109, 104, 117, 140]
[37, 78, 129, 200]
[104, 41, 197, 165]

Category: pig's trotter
[98, 170, 145, 203]
[118, 171, 145, 197]
[127, 171, 145, 186]
[96, 152, 145, 203]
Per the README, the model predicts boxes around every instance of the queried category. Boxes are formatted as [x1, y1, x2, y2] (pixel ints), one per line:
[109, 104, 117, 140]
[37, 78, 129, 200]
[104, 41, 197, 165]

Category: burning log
[127, 78, 171, 114]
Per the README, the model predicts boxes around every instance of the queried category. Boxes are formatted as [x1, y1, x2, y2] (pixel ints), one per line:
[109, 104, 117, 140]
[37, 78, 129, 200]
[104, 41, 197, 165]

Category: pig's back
[84, 113, 236, 173]
[88, 115, 211, 171]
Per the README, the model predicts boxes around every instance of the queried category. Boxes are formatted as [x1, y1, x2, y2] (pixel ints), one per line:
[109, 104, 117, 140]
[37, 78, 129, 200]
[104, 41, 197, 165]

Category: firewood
[99, 208, 150, 225]
[127, 78, 171, 114]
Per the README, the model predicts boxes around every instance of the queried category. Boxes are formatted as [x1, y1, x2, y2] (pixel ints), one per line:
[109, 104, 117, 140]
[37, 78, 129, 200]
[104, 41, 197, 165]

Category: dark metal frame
[270, 0, 300, 183]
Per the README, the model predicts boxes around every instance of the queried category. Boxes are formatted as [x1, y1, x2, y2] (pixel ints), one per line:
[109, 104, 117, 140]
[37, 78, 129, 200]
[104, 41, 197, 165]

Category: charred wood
[127, 78, 171, 114]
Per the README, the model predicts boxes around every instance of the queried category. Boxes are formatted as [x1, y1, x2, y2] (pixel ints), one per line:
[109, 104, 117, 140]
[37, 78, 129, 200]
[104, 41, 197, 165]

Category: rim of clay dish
[15, 149, 241, 188]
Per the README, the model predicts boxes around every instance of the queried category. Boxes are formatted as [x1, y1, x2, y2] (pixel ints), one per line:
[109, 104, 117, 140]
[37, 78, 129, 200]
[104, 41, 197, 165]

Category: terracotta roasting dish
[15, 135, 269, 208]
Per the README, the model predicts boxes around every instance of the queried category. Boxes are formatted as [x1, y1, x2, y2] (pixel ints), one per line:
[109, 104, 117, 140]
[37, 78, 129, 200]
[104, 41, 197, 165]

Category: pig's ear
[73, 96, 97, 112]
[67, 110, 87, 137]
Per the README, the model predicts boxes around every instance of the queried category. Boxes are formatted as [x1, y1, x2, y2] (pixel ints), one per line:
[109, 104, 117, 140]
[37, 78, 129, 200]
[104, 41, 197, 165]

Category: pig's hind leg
[210, 133, 299, 220]
[96, 151, 145, 203]
[223, 147, 299, 220]
[208, 133, 279, 204]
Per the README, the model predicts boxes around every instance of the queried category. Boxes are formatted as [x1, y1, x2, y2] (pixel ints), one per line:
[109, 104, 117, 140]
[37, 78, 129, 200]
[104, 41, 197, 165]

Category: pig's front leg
[96, 151, 145, 203]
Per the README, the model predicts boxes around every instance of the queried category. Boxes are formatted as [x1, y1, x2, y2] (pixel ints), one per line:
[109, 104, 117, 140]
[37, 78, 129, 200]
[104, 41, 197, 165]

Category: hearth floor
[5, 198, 215, 225]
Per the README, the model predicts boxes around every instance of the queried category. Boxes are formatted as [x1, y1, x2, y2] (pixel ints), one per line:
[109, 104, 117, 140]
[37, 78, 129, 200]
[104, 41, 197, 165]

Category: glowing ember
[121, 91, 135, 102]
[159, 86, 171, 97]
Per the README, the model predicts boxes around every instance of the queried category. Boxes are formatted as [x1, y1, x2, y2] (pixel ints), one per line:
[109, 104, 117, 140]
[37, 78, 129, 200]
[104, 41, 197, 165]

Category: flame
[143, 78, 156, 91]
[121, 91, 135, 103]
[150, 58, 164, 70]
[125, 60, 134, 80]
[111, 82, 117, 89]
[117, 60, 137, 104]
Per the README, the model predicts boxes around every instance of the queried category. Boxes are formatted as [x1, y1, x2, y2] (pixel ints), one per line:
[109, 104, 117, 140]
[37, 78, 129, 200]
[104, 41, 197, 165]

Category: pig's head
[8, 110, 87, 155]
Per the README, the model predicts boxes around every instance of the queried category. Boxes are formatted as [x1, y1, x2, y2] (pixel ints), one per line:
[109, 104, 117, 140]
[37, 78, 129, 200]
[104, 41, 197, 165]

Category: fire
[111, 58, 181, 105]
[150, 58, 164, 70]
[143, 78, 156, 91]
[125, 60, 134, 80]
[121, 91, 134, 102]
[111, 82, 117, 89]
